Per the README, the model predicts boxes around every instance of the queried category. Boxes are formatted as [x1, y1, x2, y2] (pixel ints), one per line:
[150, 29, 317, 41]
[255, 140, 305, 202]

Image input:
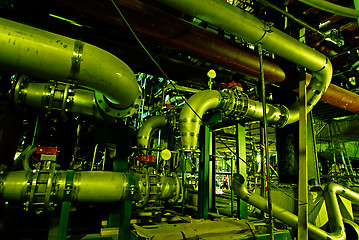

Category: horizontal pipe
[232, 174, 345, 240]
[155, 0, 332, 125]
[0, 17, 141, 111]
[299, 0, 359, 19]
[9, 0, 287, 84]
[14, 80, 109, 120]
[0, 170, 180, 205]
[320, 84, 359, 113]
[6, 0, 359, 116]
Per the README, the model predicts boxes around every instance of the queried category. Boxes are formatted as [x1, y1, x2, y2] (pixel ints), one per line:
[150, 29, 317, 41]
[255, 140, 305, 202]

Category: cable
[110, 0, 203, 124]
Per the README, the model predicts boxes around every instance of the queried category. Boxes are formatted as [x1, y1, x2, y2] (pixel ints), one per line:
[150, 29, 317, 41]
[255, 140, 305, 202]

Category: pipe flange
[168, 172, 181, 204]
[221, 89, 236, 116]
[13, 75, 28, 108]
[136, 168, 150, 208]
[274, 104, 290, 128]
[95, 90, 142, 118]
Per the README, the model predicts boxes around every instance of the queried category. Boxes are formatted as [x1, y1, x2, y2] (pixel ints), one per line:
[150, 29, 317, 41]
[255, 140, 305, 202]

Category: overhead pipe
[231, 174, 348, 240]
[299, 0, 359, 19]
[154, 0, 332, 126]
[0, 17, 142, 117]
[137, 115, 169, 152]
[8, 0, 359, 115]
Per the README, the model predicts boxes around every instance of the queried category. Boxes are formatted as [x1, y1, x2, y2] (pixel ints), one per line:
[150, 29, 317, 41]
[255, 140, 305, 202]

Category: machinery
[1, 0, 359, 239]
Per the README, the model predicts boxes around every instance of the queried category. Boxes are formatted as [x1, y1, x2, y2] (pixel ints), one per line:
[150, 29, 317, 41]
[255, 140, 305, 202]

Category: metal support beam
[298, 74, 308, 240]
[198, 125, 211, 219]
[236, 123, 247, 219]
[259, 44, 273, 239]
[211, 131, 217, 212]
[57, 170, 74, 240]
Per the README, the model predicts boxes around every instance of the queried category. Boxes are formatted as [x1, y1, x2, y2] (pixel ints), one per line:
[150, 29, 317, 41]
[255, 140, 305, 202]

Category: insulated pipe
[321, 84, 359, 113]
[36, 0, 287, 84]
[0, 170, 180, 204]
[9, 0, 359, 115]
[155, 0, 332, 125]
[179, 88, 286, 150]
[299, 0, 359, 19]
[0, 17, 141, 111]
[179, 90, 223, 150]
[14, 81, 108, 121]
[137, 115, 168, 151]
[232, 174, 346, 240]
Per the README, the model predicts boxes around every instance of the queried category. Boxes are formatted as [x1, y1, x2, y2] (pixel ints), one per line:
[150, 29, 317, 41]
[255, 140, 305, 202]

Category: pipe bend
[0, 17, 141, 114]
[137, 115, 169, 150]
[179, 90, 223, 150]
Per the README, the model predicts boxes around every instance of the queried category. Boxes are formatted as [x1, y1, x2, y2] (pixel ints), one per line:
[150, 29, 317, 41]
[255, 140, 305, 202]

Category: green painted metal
[198, 125, 210, 219]
[181, 154, 186, 215]
[206, 110, 222, 124]
[240, 230, 292, 240]
[236, 123, 248, 220]
[109, 149, 129, 227]
[118, 173, 134, 240]
[57, 170, 74, 240]
[210, 131, 217, 212]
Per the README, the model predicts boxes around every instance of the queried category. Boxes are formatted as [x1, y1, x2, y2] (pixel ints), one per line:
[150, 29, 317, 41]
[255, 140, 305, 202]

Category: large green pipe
[0, 170, 180, 204]
[155, 0, 332, 125]
[0, 17, 141, 110]
[137, 115, 169, 152]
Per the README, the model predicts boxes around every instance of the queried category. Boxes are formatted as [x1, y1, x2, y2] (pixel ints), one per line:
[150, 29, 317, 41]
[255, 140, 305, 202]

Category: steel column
[57, 170, 74, 240]
[198, 125, 210, 219]
[236, 123, 247, 220]
[259, 44, 273, 239]
[298, 76, 308, 240]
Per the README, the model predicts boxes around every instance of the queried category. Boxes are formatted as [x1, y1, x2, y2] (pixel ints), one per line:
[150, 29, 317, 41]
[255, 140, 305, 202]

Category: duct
[137, 115, 169, 151]
[231, 174, 346, 240]
[0, 169, 181, 210]
[155, 0, 332, 125]
[299, 0, 359, 19]
[0, 17, 142, 118]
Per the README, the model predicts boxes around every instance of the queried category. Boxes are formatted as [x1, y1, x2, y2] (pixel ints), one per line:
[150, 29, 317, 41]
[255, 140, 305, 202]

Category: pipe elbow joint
[95, 87, 142, 118]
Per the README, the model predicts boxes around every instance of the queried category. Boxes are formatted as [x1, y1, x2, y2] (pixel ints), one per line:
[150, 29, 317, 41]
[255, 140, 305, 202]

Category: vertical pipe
[259, 44, 273, 239]
[309, 112, 321, 185]
[236, 123, 248, 219]
[181, 155, 186, 215]
[298, 76, 308, 239]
